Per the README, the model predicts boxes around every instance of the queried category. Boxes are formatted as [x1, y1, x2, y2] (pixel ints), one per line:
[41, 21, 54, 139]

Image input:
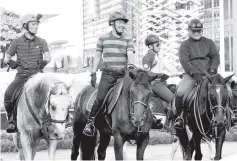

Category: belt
[102, 67, 126, 76]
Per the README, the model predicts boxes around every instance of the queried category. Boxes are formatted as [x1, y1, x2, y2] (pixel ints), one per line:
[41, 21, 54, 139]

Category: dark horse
[71, 69, 158, 160]
[176, 74, 234, 160]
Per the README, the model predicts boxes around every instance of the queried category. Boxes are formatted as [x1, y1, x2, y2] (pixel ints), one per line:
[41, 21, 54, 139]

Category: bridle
[25, 92, 69, 140]
[129, 91, 149, 132]
[207, 84, 228, 139]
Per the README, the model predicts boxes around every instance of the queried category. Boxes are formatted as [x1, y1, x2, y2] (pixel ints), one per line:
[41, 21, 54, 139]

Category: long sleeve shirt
[179, 37, 220, 75]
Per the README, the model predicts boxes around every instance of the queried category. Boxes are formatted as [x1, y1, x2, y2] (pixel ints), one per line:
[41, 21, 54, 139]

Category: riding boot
[4, 101, 17, 133]
[83, 99, 101, 137]
[174, 96, 185, 129]
[152, 115, 163, 129]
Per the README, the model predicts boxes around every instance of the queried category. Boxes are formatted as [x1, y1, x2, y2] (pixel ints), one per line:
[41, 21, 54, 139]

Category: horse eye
[51, 105, 56, 111]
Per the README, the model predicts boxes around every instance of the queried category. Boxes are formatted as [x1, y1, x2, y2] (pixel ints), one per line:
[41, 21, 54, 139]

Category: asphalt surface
[1, 142, 237, 160]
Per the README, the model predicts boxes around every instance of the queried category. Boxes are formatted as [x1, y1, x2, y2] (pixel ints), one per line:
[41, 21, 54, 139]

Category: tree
[0, 7, 22, 68]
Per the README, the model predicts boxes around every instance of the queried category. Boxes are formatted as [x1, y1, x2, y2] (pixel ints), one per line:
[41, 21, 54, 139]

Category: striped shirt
[7, 34, 49, 75]
[96, 31, 135, 70]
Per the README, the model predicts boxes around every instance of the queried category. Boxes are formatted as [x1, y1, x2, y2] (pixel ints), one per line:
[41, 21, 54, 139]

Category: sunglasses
[154, 43, 161, 47]
[191, 29, 202, 34]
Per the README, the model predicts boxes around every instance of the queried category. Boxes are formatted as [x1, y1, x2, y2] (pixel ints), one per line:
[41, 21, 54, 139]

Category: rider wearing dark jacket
[174, 19, 220, 129]
[4, 14, 51, 133]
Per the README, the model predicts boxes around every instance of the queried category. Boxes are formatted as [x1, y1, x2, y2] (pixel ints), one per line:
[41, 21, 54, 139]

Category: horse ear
[147, 71, 158, 82]
[66, 77, 75, 92]
[224, 73, 235, 84]
[129, 71, 136, 80]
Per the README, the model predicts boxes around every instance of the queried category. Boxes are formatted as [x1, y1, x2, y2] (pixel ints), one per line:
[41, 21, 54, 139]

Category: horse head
[208, 74, 233, 130]
[46, 82, 73, 140]
[23, 74, 74, 140]
[128, 69, 158, 127]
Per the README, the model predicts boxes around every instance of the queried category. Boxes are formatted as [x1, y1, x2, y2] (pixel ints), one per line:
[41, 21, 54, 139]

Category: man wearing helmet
[174, 19, 220, 129]
[142, 34, 173, 103]
[82, 10, 135, 136]
[3, 14, 51, 133]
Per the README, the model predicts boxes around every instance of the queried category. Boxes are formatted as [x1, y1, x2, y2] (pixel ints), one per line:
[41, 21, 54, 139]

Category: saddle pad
[105, 78, 124, 114]
[86, 78, 124, 114]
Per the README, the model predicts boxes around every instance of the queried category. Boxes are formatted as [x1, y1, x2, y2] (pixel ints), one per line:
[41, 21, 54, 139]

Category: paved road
[1, 142, 237, 160]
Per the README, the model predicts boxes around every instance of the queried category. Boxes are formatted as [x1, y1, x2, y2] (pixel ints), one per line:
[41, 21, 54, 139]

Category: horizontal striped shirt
[7, 34, 49, 75]
[96, 31, 135, 70]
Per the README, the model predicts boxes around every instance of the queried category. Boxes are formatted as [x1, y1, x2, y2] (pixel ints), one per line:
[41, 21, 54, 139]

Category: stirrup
[83, 123, 95, 137]
[6, 122, 17, 133]
[174, 117, 185, 129]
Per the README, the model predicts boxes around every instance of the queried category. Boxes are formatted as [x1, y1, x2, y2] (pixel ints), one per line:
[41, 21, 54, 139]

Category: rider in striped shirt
[83, 10, 135, 137]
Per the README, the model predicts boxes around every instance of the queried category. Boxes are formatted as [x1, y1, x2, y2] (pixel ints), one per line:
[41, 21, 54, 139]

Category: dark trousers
[4, 75, 30, 119]
[90, 72, 123, 117]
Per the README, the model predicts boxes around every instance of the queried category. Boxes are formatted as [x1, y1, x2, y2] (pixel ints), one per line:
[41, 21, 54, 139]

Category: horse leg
[80, 134, 97, 160]
[31, 140, 38, 160]
[48, 139, 58, 160]
[113, 132, 125, 160]
[193, 135, 202, 160]
[170, 135, 180, 160]
[136, 133, 149, 160]
[20, 132, 33, 161]
[97, 133, 111, 160]
[175, 128, 192, 160]
[214, 129, 226, 160]
[206, 139, 215, 160]
[16, 132, 25, 160]
[71, 133, 81, 161]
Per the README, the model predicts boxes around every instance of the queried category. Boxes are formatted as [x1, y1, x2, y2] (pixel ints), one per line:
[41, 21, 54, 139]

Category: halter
[207, 84, 228, 139]
[25, 91, 69, 140]
[130, 95, 149, 133]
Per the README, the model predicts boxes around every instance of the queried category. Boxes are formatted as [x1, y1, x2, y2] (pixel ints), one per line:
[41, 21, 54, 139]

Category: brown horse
[71, 69, 158, 160]
[176, 74, 234, 160]
[16, 73, 73, 160]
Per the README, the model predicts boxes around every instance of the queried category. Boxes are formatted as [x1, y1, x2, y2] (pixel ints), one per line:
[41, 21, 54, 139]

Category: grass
[1, 126, 237, 152]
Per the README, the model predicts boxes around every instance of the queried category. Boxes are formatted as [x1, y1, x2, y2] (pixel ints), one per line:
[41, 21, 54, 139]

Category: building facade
[202, 0, 237, 73]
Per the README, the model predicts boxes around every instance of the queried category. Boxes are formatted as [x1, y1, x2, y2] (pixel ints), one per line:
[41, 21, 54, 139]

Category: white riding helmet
[20, 14, 42, 28]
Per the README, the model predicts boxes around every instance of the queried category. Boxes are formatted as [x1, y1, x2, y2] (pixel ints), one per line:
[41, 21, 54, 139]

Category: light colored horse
[16, 73, 73, 161]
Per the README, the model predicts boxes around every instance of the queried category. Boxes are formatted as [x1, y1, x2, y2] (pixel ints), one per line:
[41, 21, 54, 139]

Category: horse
[176, 74, 234, 160]
[15, 73, 73, 160]
[71, 69, 158, 160]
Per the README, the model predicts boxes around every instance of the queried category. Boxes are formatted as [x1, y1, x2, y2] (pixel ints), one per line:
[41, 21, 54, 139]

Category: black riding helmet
[145, 34, 160, 46]
[188, 19, 203, 30]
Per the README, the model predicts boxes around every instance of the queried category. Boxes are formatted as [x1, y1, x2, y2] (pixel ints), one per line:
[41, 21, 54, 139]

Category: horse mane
[24, 73, 68, 109]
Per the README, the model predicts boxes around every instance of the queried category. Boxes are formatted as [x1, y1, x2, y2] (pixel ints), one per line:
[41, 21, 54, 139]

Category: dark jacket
[179, 37, 220, 75]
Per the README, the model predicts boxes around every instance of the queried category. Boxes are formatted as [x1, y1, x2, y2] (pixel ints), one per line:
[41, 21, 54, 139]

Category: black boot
[152, 115, 163, 129]
[5, 101, 17, 133]
[83, 99, 101, 137]
[174, 96, 185, 129]
[83, 116, 96, 137]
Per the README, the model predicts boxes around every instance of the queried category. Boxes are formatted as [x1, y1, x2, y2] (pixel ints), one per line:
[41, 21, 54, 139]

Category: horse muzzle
[131, 116, 145, 127]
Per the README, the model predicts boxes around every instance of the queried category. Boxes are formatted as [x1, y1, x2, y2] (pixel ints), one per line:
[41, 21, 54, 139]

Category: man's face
[189, 28, 203, 40]
[114, 20, 127, 33]
[28, 21, 39, 34]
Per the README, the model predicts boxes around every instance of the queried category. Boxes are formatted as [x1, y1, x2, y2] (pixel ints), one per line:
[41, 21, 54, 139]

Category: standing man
[4, 14, 51, 133]
[82, 10, 135, 137]
[174, 19, 220, 129]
